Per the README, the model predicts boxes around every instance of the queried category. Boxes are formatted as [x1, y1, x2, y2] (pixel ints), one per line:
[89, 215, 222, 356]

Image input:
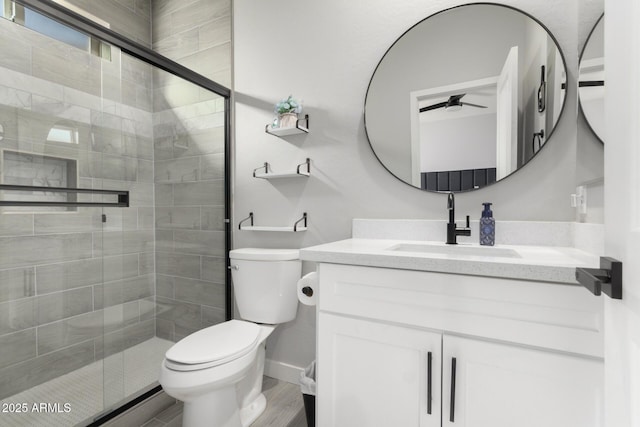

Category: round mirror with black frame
[364, 3, 568, 193]
[578, 14, 604, 144]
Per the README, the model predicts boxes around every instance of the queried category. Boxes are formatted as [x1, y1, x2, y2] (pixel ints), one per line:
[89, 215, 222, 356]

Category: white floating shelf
[265, 114, 309, 137]
[253, 158, 311, 180]
[240, 225, 308, 232]
[254, 172, 309, 179]
[238, 212, 308, 232]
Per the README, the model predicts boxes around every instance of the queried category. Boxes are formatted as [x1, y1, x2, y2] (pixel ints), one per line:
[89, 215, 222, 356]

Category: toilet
[159, 248, 301, 427]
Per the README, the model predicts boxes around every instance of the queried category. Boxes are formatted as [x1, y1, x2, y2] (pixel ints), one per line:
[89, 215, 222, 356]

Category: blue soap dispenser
[479, 203, 495, 246]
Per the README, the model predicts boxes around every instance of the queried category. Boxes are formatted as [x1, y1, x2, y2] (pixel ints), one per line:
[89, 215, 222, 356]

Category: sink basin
[387, 243, 522, 258]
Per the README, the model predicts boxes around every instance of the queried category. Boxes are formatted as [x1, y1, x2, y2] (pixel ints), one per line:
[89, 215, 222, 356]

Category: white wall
[421, 113, 497, 172]
[233, 0, 589, 375]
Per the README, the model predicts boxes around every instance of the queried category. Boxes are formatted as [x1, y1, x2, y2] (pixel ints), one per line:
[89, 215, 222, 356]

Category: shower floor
[0, 337, 174, 427]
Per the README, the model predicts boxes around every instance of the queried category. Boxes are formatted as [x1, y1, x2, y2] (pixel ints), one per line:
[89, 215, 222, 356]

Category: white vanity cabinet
[315, 263, 604, 427]
[318, 313, 442, 427]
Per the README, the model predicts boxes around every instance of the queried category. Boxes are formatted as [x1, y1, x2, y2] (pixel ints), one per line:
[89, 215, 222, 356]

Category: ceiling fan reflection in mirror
[419, 93, 488, 113]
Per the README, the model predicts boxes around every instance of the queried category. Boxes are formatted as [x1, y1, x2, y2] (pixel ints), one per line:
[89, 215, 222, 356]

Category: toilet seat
[164, 320, 260, 372]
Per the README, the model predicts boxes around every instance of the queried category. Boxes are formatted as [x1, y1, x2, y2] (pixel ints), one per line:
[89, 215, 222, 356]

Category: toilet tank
[229, 248, 301, 324]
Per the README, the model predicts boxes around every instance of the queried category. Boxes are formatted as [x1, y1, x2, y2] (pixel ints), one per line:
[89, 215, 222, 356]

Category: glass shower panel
[95, 45, 160, 413]
[0, 10, 120, 427]
[152, 62, 228, 345]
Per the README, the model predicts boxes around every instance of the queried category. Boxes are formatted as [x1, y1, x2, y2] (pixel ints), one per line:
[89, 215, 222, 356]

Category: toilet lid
[164, 320, 260, 371]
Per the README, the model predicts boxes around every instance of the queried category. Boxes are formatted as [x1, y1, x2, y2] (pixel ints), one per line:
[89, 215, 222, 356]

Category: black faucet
[446, 192, 471, 244]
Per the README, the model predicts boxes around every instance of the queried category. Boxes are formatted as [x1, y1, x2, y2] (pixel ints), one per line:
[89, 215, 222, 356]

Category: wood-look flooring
[140, 376, 308, 427]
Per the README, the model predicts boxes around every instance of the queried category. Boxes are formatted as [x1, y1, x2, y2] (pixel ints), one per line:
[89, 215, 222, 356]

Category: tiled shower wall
[151, 0, 231, 342]
[0, 15, 155, 398]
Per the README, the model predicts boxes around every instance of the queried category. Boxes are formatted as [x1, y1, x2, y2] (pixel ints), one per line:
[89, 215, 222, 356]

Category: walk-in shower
[0, 1, 230, 425]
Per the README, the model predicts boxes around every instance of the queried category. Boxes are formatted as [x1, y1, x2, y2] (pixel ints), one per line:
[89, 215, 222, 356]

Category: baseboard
[264, 359, 304, 385]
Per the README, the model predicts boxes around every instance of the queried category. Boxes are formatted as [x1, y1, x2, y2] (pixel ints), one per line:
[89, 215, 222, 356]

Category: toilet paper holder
[301, 286, 314, 297]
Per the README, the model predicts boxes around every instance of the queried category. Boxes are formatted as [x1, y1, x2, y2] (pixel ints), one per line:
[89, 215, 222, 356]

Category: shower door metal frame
[9, 0, 234, 424]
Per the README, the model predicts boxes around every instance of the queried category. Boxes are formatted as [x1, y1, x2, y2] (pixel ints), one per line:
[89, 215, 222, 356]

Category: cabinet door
[317, 313, 441, 427]
[442, 335, 603, 427]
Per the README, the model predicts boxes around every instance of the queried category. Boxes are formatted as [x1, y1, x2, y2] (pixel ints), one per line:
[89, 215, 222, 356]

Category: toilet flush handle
[228, 265, 239, 270]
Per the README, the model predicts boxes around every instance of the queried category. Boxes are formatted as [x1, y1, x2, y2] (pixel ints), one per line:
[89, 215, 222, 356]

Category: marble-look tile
[137, 207, 155, 230]
[36, 255, 139, 295]
[122, 275, 154, 303]
[139, 251, 155, 275]
[37, 311, 103, 354]
[0, 339, 94, 400]
[173, 230, 225, 256]
[32, 47, 101, 97]
[152, 0, 199, 17]
[155, 230, 174, 252]
[154, 183, 174, 207]
[202, 305, 226, 327]
[0, 85, 32, 110]
[36, 287, 94, 325]
[171, 127, 225, 158]
[173, 181, 224, 206]
[198, 16, 232, 50]
[156, 297, 201, 331]
[99, 319, 155, 359]
[153, 27, 199, 59]
[156, 207, 201, 230]
[102, 208, 140, 232]
[139, 298, 155, 322]
[94, 230, 154, 257]
[173, 277, 225, 308]
[134, 0, 151, 18]
[156, 275, 174, 299]
[152, 82, 200, 111]
[0, 214, 36, 238]
[0, 328, 36, 370]
[0, 297, 36, 335]
[0, 27, 32, 75]
[96, 275, 154, 309]
[201, 256, 226, 284]
[200, 153, 225, 180]
[201, 206, 226, 231]
[155, 317, 174, 341]
[155, 252, 201, 279]
[178, 44, 231, 83]
[174, 323, 199, 341]
[0, 233, 92, 270]
[138, 159, 154, 183]
[154, 157, 199, 183]
[169, 0, 230, 36]
[31, 95, 91, 125]
[0, 267, 35, 303]
[124, 133, 154, 160]
[34, 212, 102, 234]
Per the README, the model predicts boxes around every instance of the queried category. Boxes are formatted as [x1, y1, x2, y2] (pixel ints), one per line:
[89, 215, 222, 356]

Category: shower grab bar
[0, 184, 129, 207]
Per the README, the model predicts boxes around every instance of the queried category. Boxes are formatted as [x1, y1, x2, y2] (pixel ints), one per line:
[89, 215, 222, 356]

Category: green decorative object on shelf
[274, 95, 302, 128]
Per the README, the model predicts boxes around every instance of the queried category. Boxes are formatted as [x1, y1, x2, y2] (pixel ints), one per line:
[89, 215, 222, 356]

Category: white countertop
[299, 238, 601, 284]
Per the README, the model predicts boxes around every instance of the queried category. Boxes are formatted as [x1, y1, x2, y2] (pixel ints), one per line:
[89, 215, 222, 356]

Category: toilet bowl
[159, 248, 301, 427]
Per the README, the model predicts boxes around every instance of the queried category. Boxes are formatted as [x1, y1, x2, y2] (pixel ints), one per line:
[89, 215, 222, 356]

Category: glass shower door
[0, 9, 131, 425]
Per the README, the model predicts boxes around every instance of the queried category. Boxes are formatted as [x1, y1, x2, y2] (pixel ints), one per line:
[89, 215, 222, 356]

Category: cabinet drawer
[317, 263, 604, 357]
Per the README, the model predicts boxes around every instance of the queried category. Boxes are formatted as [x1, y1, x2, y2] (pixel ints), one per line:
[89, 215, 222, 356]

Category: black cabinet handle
[427, 351, 432, 414]
[450, 357, 457, 422]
